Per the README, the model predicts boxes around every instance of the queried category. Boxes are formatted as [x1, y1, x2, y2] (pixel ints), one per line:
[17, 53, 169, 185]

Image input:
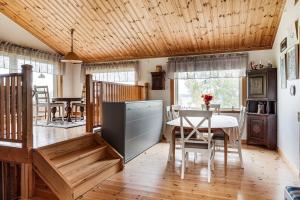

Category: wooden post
[21, 65, 33, 200]
[86, 74, 94, 133]
[20, 163, 33, 200]
[22, 65, 33, 149]
[144, 83, 149, 100]
[170, 79, 175, 105]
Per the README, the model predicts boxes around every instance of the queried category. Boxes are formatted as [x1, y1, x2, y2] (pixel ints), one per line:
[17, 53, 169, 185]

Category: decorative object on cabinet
[280, 37, 287, 52]
[151, 71, 166, 90]
[155, 65, 162, 72]
[290, 85, 296, 96]
[246, 68, 277, 150]
[280, 54, 287, 89]
[286, 44, 299, 80]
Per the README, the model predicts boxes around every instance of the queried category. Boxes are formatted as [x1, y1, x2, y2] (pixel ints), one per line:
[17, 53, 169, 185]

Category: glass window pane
[177, 78, 240, 109]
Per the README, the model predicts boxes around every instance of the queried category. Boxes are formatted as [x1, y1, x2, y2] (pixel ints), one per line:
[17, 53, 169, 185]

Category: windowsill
[220, 109, 240, 113]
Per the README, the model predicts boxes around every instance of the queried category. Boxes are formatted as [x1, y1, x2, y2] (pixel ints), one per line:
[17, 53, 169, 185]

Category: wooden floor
[79, 143, 299, 200]
[2, 125, 298, 199]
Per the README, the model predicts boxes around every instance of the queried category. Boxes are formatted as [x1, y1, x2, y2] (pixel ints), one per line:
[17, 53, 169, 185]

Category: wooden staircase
[32, 134, 123, 200]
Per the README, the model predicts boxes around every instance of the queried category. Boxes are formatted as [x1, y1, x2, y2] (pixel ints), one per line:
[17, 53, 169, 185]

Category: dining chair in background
[72, 84, 86, 121]
[212, 106, 246, 168]
[179, 110, 214, 182]
[201, 104, 221, 114]
[33, 85, 65, 125]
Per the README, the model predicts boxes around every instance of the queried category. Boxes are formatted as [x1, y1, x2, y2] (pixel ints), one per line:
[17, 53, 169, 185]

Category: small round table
[52, 97, 82, 122]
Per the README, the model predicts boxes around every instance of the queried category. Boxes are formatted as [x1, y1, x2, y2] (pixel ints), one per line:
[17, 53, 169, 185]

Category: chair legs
[47, 106, 51, 125]
[237, 141, 244, 168]
[181, 150, 185, 179]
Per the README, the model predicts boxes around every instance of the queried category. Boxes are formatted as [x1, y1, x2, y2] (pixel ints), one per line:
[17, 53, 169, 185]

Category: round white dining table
[166, 115, 239, 175]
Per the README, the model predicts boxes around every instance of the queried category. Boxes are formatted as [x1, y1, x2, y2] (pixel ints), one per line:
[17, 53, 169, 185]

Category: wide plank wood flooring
[79, 143, 299, 200]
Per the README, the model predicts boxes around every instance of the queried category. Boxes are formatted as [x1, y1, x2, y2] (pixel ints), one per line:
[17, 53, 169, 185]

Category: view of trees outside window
[177, 78, 240, 109]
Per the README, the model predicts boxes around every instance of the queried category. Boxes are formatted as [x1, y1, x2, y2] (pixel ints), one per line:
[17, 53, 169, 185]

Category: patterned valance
[82, 60, 139, 82]
[0, 40, 65, 75]
[167, 53, 248, 79]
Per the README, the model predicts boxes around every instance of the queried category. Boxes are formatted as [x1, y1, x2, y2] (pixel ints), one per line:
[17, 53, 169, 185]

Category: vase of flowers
[201, 94, 213, 110]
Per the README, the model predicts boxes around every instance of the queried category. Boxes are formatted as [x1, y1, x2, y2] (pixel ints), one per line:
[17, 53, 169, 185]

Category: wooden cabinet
[151, 71, 165, 90]
[246, 68, 277, 150]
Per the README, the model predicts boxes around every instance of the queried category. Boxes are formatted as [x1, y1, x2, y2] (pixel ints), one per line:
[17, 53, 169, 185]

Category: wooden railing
[86, 74, 149, 132]
[0, 65, 33, 200]
[0, 65, 32, 148]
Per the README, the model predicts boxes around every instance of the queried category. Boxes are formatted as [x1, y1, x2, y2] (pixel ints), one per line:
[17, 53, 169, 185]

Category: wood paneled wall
[0, 0, 286, 62]
[86, 75, 149, 132]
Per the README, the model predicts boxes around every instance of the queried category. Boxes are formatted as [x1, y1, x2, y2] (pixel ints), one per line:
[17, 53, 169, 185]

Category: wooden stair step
[51, 145, 107, 168]
[67, 158, 120, 187]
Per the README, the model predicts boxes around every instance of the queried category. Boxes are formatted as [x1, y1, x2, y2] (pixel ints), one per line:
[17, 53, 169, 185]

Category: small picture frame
[280, 54, 287, 89]
[286, 44, 299, 80]
[280, 37, 287, 52]
[295, 0, 299, 5]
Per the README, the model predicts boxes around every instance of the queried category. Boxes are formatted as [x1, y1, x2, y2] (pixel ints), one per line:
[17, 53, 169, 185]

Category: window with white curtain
[83, 60, 139, 85]
[0, 55, 9, 74]
[92, 71, 135, 84]
[169, 53, 247, 109]
[0, 41, 64, 97]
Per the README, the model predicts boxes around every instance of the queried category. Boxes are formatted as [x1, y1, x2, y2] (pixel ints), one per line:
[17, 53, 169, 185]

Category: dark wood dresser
[246, 68, 277, 150]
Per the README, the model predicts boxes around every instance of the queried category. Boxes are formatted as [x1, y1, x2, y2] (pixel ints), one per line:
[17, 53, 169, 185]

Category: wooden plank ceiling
[0, 0, 285, 62]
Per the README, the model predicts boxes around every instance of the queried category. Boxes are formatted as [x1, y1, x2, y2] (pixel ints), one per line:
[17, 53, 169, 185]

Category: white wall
[0, 13, 54, 52]
[273, 0, 300, 172]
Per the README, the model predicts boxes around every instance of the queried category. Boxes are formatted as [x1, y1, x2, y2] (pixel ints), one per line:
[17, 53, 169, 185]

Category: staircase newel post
[22, 64, 33, 149]
[21, 64, 33, 200]
[86, 74, 94, 133]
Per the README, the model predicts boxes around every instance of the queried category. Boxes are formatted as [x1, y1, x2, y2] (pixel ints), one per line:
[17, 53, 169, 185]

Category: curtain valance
[82, 60, 139, 82]
[167, 53, 248, 79]
[0, 40, 65, 75]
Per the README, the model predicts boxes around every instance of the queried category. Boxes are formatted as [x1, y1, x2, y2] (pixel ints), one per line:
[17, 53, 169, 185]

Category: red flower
[201, 94, 213, 104]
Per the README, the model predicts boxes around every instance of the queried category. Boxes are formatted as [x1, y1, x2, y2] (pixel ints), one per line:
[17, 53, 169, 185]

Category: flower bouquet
[201, 94, 213, 110]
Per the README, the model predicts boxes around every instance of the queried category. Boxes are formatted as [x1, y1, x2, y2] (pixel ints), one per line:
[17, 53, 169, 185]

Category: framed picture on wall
[280, 54, 287, 88]
[286, 44, 299, 80]
[280, 37, 287, 52]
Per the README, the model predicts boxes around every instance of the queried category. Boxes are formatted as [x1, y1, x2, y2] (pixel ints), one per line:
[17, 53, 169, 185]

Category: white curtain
[82, 60, 139, 82]
[167, 53, 248, 79]
[0, 40, 65, 75]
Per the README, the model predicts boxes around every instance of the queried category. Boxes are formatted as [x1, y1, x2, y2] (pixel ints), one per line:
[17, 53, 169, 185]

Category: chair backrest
[238, 106, 247, 138]
[201, 104, 221, 114]
[179, 110, 213, 146]
[166, 106, 173, 121]
[171, 105, 181, 119]
[34, 85, 50, 105]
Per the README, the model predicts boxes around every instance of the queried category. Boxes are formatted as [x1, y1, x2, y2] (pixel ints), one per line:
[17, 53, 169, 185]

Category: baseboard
[278, 147, 300, 176]
[241, 139, 247, 144]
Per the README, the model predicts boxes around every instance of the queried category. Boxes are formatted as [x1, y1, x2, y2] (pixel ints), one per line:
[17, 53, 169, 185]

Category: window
[0, 55, 9, 74]
[32, 72, 54, 97]
[176, 77, 240, 109]
[93, 71, 135, 85]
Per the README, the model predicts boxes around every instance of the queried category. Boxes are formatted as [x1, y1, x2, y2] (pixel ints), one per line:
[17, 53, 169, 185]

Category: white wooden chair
[212, 106, 246, 168]
[34, 86, 65, 125]
[171, 105, 181, 119]
[166, 106, 173, 121]
[201, 104, 221, 114]
[179, 110, 214, 182]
